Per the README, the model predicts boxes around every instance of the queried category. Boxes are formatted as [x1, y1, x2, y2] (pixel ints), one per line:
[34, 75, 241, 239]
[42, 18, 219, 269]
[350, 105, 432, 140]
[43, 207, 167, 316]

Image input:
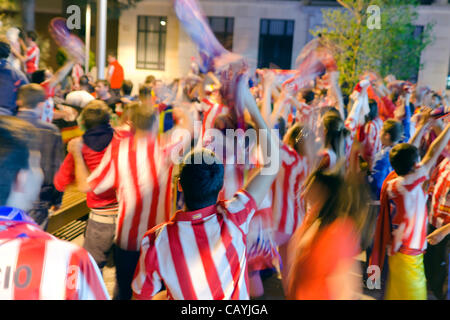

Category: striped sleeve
[88, 142, 116, 195]
[132, 230, 163, 300]
[223, 190, 257, 234]
[72, 248, 110, 300]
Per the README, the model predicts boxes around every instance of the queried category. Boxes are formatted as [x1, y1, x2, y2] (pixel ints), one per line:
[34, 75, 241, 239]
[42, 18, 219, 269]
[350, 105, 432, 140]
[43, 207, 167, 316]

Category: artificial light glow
[160, 20, 167, 26]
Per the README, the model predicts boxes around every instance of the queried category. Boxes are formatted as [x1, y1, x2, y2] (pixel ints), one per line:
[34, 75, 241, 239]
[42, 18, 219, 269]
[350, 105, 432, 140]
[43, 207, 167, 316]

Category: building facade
[116, 0, 450, 93]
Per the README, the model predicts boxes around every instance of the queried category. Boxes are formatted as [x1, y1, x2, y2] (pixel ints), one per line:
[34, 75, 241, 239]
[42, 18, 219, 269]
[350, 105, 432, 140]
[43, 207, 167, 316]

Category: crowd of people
[0, 26, 449, 301]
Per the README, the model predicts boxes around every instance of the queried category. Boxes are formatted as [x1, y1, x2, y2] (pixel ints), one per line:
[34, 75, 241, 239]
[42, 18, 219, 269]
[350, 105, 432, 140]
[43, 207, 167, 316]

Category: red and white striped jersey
[25, 44, 39, 74]
[317, 148, 337, 171]
[386, 165, 429, 255]
[132, 190, 257, 300]
[88, 134, 172, 251]
[428, 158, 450, 228]
[272, 144, 310, 236]
[197, 98, 229, 147]
[0, 213, 109, 300]
[359, 117, 383, 168]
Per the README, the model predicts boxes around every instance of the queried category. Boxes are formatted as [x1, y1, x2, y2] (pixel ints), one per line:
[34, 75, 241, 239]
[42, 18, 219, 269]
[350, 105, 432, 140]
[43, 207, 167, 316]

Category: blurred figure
[16, 84, 64, 230]
[0, 37, 28, 115]
[106, 52, 124, 97]
[287, 168, 368, 300]
[0, 116, 109, 300]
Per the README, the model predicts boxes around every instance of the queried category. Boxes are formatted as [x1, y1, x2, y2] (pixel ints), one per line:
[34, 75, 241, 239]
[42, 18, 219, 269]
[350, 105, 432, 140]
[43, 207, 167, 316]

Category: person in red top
[11, 31, 40, 77]
[106, 52, 124, 96]
[54, 100, 118, 271]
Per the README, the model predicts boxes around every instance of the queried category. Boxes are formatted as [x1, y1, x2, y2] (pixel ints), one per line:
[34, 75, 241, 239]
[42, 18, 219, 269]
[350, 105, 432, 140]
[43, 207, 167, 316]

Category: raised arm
[240, 76, 280, 207]
[48, 60, 76, 90]
[420, 121, 450, 174]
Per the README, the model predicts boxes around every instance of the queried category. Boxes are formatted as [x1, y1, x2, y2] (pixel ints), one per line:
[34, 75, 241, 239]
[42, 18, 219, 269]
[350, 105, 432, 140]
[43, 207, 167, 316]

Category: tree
[311, 0, 434, 96]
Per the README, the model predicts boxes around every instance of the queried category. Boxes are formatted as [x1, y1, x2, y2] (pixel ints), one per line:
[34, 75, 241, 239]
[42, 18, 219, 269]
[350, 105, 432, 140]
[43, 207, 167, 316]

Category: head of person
[179, 149, 224, 211]
[0, 36, 11, 60]
[95, 80, 110, 99]
[121, 80, 133, 97]
[130, 103, 157, 133]
[299, 89, 315, 105]
[322, 112, 349, 158]
[284, 123, 312, 158]
[78, 100, 111, 131]
[79, 75, 90, 89]
[380, 119, 403, 147]
[0, 116, 43, 212]
[139, 84, 153, 105]
[17, 84, 46, 111]
[390, 143, 419, 177]
[120, 101, 140, 125]
[145, 75, 156, 86]
[26, 31, 38, 46]
[31, 69, 52, 84]
[107, 52, 117, 64]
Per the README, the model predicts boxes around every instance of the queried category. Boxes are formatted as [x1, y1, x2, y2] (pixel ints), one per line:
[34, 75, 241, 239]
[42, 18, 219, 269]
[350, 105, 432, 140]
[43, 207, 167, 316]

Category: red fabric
[40, 80, 55, 99]
[369, 171, 398, 272]
[290, 218, 359, 300]
[109, 60, 124, 89]
[53, 144, 117, 209]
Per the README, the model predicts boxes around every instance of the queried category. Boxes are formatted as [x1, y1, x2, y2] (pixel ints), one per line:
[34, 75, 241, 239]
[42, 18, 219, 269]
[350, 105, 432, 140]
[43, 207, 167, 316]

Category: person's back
[0, 207, 108, 300]
[0, 116, 109, 300]
[16, 84, 64, 229]
[0, 39, 29, 115]
[133, 189, 257, 300]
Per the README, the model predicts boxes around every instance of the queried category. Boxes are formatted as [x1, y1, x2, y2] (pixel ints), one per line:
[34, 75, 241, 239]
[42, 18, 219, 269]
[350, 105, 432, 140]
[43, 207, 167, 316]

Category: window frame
[207, 16, 235, 51]
[136, 15, 167, 71]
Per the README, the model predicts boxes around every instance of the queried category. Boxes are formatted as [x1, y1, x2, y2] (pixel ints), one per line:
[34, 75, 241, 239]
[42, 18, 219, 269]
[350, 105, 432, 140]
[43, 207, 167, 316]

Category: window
[136, 16, 167, 70]
[258, 19, 295, 69]
[208, 17, 234, 51]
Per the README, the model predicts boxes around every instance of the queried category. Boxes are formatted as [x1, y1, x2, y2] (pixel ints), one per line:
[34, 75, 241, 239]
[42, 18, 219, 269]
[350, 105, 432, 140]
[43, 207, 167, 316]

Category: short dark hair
[390, 143, 419, 176]
[18, 84, 46, 109]
[366, 99, 378, 122]
[383, 120, 403, 144]
[300, 89, 315, 104]
[31, 70, 46, 84]
[80, 100, 111, 130]
[0, 116, 37, 205]
[26, 31, 38, 42]
[179, 149, 224, 211]
[121, 80, 133, 96]
[80, 75, 90, 86]
[107, 51, 116, 58]
[0, 36, 11, 59]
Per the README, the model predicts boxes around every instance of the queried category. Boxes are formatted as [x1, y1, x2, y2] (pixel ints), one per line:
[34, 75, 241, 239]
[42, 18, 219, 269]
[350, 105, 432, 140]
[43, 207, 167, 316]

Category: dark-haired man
[0, 116, 109, 300]
[95, 80, 120, 113]
[16, 84, 64, 230]
[54, 100, 118, 272]
[0, 37, 28, 115]
[131, 83, 280, 300]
